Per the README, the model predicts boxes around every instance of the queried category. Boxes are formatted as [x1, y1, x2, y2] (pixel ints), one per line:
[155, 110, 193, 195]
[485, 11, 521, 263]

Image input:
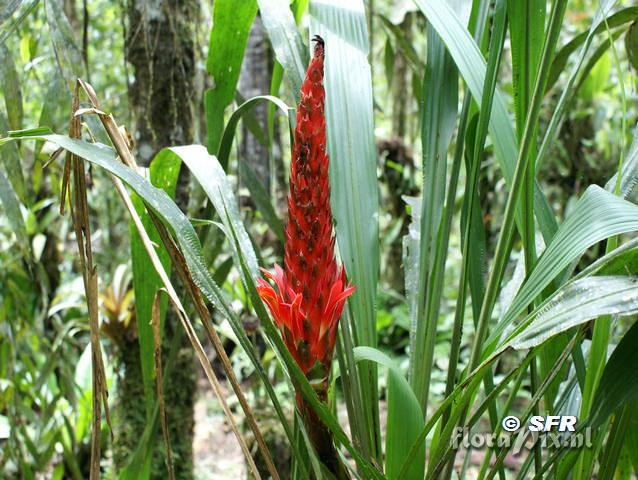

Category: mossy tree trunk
[114, 1, 199, 479]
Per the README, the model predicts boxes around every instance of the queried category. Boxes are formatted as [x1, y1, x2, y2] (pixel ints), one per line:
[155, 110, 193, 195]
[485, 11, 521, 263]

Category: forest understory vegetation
[2, 0, 638, 479]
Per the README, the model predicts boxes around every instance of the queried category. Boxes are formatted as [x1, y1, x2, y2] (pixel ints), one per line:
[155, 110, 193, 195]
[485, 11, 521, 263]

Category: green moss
[113, 330, 196, 480]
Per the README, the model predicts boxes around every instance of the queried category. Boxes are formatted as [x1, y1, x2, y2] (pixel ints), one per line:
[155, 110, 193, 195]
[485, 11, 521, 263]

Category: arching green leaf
[501, 276, 638, 351]
[205, 0, 258, 153]
[354, 346, 425, 480]
[491, 186, 638, 353]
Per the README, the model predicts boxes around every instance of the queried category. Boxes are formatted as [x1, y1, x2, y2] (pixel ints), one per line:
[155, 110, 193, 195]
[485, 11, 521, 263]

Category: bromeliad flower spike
[257, 35, 355, 380]
[256, 35, 354, 478]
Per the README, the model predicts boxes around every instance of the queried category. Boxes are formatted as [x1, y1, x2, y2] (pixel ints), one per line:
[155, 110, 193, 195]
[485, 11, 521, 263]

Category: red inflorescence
[256, 36, 355, 376]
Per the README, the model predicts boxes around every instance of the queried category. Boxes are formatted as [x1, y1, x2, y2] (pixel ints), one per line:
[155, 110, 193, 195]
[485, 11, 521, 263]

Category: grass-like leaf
[491, 185, 638, 352]
[501, 276, 638, 351]
[205, 0, 257, 153]
[129, 151, 180, 421]
[257, 0, 308, 101]
[310, 0, 383, 462]
[590, 320, 638, 428]
[0, 169, 29, 260]
[354, 346, 425, 480]
[412, 0, 558, 242]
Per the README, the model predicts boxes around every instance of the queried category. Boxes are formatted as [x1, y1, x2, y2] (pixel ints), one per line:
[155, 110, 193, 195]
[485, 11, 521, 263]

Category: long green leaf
[412, 0, 558, 242]
[501, 276, 638, 351]
[440, 3, 508, 474]
[217, 94, 290, 169]
[590, 320, 638, 428]
[0, 169, 29, 259]
[310, 0, 382, 461]
[205, 0, 257, 153]
[217, 94, 288, 242]
[490, 185, 638, 352]
[256, 0, 307, 101]
[169, 145, 259, 281]
[130, 151, 181, 421]
[508, 0, 545, 138]
[354, 347, 425, 480]
[408, 0, 458, 410]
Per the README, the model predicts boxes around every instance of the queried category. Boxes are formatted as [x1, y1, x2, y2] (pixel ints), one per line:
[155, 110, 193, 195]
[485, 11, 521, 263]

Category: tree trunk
[116, 1, 199, 479]
[391, 12, 412, 142]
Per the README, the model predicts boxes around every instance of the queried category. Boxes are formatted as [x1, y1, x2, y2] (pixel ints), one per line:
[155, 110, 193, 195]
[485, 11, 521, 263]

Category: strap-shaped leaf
[257, 0, 308, 101]
[412, 0, 558, 241]
[354, 347, 425, 480]
[590, 320, 638, 428]
[168, 145, 259, 281]
[310, 0, 383, 461]
[501, 276, 638, 351]
[129, 151, 181, 420]
[205, 0, 258, 153]
[408, 3, 459, 409]
[217, 94, 291, 169]
[489, 185, 638, 352]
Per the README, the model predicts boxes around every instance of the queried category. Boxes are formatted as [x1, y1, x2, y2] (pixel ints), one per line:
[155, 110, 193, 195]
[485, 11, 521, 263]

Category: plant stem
[298, 387, 351, 479]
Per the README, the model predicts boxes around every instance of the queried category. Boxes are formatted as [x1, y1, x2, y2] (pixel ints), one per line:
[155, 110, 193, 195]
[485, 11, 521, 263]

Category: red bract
[256, 36, 355, 377]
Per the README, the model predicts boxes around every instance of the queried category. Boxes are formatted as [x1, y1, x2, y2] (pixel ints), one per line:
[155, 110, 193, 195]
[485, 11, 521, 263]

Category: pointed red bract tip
[256, 37, 355, 376]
